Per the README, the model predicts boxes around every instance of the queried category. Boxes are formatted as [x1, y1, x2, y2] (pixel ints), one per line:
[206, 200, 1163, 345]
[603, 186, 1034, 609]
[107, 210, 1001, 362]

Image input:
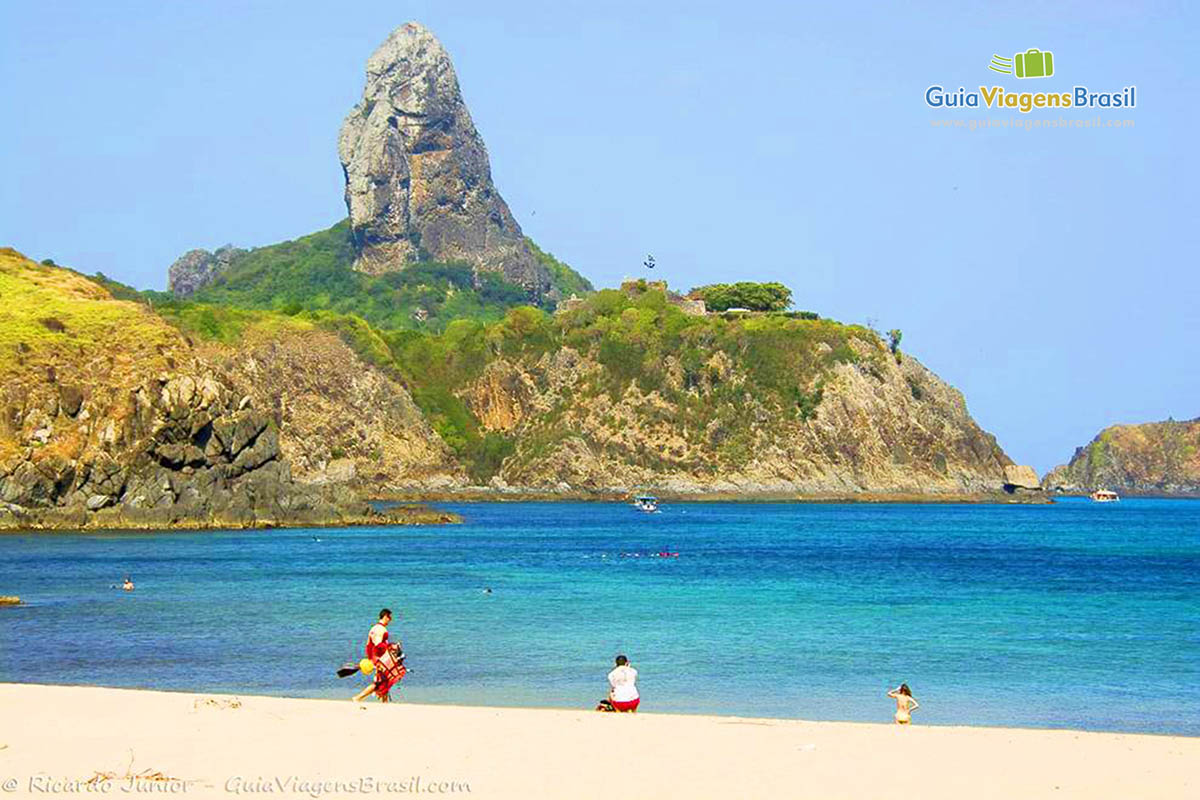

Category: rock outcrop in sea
[1043, 418, 1200, 496]
[1002, 464, 1042, 493]
[337, 22, 548, 293]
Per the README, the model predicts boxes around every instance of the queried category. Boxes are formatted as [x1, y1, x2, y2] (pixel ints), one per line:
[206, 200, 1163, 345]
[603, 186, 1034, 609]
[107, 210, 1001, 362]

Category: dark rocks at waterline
[0, 371, 458, 531]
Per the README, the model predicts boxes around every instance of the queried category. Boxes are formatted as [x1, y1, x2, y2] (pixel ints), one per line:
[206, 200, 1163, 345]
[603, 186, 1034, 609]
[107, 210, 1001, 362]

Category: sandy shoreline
[0, 684, 1194, 799]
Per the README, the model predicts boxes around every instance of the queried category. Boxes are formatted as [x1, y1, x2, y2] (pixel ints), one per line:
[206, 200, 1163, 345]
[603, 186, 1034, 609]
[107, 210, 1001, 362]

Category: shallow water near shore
[1, 498, 1197, 735]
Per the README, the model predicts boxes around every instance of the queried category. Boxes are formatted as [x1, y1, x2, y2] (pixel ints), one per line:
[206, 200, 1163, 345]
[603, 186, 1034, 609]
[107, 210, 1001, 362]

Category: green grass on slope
[168, 220, 593, 333]
[527, 237, 593, 298]
[185, 220, 534, 332]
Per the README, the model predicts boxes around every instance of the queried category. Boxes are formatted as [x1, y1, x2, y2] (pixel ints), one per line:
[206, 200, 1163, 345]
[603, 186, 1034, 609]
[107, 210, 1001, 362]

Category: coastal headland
[0, 22, 1058, 532]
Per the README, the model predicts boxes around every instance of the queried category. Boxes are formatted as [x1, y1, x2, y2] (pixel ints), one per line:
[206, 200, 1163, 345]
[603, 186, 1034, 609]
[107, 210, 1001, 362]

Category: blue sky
[1, 1, 1196, 472]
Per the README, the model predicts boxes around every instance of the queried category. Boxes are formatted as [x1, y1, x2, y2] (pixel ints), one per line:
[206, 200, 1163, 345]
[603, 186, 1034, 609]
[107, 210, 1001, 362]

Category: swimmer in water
[887, 683, 919, 724]
[483, 587, 493, 595]
[122, 576, 134, 592]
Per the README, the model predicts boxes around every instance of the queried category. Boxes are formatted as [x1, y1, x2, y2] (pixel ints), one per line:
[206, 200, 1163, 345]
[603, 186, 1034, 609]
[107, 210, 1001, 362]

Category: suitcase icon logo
[988, 49, 1055, 79]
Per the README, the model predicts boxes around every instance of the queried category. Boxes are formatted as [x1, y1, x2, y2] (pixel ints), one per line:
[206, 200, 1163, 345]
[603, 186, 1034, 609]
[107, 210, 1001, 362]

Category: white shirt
[369, 623, 388, 647]
[607, 665, 639, 702]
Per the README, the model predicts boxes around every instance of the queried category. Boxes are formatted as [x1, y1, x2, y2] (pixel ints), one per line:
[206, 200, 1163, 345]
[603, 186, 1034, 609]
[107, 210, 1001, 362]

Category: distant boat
[632, 495, 660, 513]
[1091, 489, 1120, 503]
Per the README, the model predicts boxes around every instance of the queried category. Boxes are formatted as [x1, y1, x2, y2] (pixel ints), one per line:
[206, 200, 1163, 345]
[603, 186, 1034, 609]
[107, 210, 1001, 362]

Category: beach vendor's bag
[374, 647, 407, 698]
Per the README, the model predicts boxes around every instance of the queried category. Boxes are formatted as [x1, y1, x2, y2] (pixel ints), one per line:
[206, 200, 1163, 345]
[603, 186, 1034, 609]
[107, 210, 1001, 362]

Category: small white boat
[1091, 489, 1120, 503]
[632, 495, 660, 513]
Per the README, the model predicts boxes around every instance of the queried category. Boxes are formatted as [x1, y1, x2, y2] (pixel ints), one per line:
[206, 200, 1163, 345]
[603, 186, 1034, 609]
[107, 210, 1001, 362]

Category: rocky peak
[167, 245, 243, 298]
[338, 22, 548, 294]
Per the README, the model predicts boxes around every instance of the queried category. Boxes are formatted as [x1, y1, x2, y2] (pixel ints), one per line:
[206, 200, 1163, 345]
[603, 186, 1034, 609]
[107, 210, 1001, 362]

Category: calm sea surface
[1, 499, 1197, 734]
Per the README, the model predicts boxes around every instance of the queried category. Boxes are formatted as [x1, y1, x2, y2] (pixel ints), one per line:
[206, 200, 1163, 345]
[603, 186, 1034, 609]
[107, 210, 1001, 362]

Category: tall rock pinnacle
[338, 22, 548, 293]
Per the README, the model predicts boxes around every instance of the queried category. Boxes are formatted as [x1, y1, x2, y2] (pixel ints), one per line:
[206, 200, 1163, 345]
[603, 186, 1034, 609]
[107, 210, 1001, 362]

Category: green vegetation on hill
[53, 228, 868, 483]
[34, 219, 584, 481]
[151, 278, 866, 481]
[384, 320, 522, 482]
[180, 220, 529, 331]
[136, 220, 590, 334]
[688, 281, 792, 312]
[0, 249, 178, 365]
[558, 285, 863, 420]
[527, 238, 593, 298]
[331, 284, 866, 479]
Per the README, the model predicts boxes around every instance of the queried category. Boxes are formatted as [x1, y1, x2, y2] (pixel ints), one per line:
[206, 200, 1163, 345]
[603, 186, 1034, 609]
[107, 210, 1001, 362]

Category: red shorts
[611, 697, 640, 712]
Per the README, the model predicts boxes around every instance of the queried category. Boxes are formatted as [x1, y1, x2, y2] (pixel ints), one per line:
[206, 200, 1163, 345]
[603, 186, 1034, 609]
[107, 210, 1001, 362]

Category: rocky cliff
[205, 327, 464, 493]
[0, 249, 458, 529]
[438, 285, 1015, 496]
[1043, 418, 1200, 496]
[337, 22, 548, 293]
[1, 247, 1024, 517]
[470, 348, 1010, 495]
[168, 245, 244, 298]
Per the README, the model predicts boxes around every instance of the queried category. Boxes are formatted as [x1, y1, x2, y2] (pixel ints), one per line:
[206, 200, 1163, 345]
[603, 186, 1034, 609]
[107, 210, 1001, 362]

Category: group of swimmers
[585, 551, 680, 559]
[352, 607, 918, 723]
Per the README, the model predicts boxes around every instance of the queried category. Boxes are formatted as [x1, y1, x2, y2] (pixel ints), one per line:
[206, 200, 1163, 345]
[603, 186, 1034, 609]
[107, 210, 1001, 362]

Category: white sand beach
[0, 684, 1195, 799]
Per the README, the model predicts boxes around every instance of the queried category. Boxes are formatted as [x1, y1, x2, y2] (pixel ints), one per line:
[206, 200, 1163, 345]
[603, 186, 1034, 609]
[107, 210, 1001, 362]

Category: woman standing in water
[887, 683, 919, 724]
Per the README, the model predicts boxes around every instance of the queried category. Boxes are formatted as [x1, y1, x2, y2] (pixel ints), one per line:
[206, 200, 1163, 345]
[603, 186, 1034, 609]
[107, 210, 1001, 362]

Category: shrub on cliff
[687, 282, 793, 312]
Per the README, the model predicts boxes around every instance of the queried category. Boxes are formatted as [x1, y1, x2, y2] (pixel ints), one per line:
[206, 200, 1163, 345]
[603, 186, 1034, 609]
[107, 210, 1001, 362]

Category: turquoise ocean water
[1, 499, 1197, 734]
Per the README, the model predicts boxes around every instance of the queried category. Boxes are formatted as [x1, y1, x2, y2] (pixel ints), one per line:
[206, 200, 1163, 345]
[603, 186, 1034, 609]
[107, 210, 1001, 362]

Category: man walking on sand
[353, 608, 402, 702]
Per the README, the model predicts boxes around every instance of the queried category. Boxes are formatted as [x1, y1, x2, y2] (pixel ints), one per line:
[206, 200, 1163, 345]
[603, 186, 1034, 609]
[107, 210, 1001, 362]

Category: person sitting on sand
[122, 576, 134, 592]
[607, 655, 639, 712]
[352, 608, 398, 702]
[887, 683, 919, 724]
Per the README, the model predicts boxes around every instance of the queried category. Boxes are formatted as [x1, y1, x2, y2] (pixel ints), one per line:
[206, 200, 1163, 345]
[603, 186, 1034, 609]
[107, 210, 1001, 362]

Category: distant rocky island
[2, 23, 1050, 531]
[1043, 418, 1200, 496]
